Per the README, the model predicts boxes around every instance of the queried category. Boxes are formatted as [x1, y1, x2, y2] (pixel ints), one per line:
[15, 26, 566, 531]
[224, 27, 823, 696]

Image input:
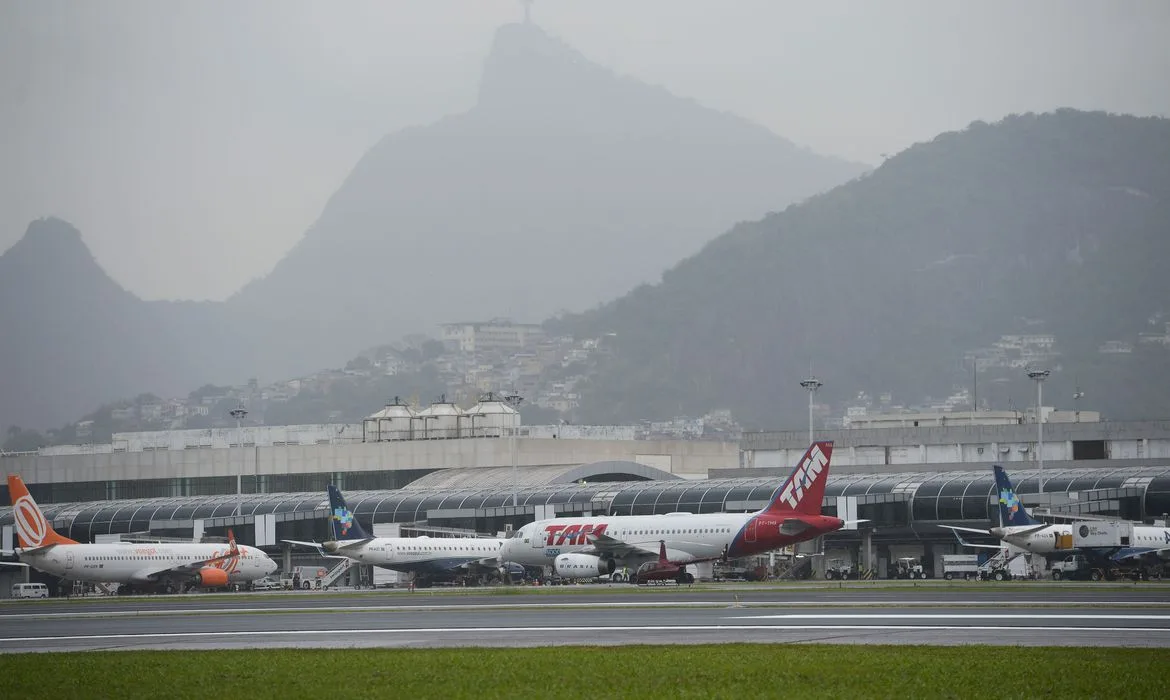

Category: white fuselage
[17, 542, 276, 584]
[997, 523, 1170, 558]
[501, 513, 756, 568]
[331, 536, 504, 573]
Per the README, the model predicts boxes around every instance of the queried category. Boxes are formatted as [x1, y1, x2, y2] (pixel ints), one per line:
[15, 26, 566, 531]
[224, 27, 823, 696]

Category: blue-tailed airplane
[940, 465, 1170, 565]
[283, 485, 517, 587]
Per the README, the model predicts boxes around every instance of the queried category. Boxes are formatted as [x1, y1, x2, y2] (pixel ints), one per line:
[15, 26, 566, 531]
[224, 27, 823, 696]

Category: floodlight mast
[800, 376, 823, 447]
[1026, 368, 1050, 493]
[504, 393, 525, 507]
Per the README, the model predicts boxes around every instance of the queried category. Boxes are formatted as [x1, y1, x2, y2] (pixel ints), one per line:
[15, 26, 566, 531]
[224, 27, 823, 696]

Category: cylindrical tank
[416, 395, 464, 439]
[363, 397, 417, 442]
[461, 391, 521, 438]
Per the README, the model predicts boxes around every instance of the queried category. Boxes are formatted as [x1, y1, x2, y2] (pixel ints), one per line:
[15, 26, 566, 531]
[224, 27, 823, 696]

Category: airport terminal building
[4, 411, 1170, 583]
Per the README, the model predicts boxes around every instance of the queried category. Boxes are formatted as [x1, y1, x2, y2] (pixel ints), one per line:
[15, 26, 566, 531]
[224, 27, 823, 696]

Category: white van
[11, 582, 50, 599]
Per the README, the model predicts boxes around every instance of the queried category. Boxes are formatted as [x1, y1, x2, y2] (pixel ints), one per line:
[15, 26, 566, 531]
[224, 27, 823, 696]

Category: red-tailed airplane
[500, 441, 848, 581]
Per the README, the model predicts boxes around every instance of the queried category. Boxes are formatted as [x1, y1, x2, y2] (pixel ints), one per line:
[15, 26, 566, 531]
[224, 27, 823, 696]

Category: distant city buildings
[29, 314, 1170, 452]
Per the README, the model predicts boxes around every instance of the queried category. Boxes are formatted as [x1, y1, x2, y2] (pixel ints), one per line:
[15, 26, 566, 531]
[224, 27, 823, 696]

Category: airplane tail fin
[762, 442, 834, 516]
[993, 466, 1040, 527]
[327, 484, 371, 540]
[7, 474, 78, 548]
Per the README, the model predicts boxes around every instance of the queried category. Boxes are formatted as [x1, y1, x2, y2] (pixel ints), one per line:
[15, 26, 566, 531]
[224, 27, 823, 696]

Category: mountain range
[0, 23, 866, 431]
[554, 109, 1170, 428]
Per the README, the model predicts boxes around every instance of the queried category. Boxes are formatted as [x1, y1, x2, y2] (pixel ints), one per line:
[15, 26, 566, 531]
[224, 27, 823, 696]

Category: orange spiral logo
[13, 495, 48, 548]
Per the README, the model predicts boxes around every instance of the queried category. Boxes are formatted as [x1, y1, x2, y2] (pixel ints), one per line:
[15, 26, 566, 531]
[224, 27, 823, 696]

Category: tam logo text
[543, 523, 608, 546]
[777, 446, 828, 510]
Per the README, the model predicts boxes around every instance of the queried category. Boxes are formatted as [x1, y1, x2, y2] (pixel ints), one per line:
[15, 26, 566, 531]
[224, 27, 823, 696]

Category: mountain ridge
[1, 22, 865, 430]
[553, 109, 1170, 428]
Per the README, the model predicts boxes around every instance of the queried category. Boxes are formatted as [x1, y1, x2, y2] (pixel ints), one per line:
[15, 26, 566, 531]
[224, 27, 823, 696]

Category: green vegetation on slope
[1, 645, 1164, 700]
[553, 110, 1170, 427]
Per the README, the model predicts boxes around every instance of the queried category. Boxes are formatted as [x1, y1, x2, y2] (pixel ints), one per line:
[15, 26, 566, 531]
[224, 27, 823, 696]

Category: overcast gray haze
[2, 1, 1169, 303]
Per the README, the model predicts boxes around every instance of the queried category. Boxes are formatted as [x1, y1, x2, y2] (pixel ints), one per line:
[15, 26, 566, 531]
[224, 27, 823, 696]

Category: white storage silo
[363, 397, 417, 442]
[462, 391, 521, 438]
[416, 395, 463, 439]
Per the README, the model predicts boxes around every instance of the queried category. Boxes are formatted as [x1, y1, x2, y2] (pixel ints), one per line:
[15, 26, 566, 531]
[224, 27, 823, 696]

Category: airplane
[282, 485, 514, 588]
[3, 474, 277, 593]
[631, 540, 688, 585]
[940, 465, 1170, 564]
[500, 441, 854, 581]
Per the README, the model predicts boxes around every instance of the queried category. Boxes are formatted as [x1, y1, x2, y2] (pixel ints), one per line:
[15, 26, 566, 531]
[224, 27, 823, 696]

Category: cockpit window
[510, 528, 527, 539]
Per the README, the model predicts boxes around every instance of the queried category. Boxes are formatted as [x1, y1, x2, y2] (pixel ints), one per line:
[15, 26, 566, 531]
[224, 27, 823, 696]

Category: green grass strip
[0, 645, 1165, 699]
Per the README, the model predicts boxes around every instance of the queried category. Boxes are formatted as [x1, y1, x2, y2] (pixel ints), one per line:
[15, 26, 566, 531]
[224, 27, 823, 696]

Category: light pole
[1073, 386, 1085, 423]
[1026, 369, 1049, 493]
[800, 376, 822, 447]
[504, 393, 524, 507]
[230, 404, 248, 495]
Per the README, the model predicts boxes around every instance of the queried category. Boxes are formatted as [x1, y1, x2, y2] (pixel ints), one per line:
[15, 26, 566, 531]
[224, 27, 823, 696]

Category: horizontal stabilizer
[281, 539, 326, 552]
[944, 527, 1003, 550]
[938, 525, 993, 536]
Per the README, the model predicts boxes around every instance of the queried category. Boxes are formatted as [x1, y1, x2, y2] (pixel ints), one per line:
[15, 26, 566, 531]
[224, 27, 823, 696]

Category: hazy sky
[2, 1, 1168, 301]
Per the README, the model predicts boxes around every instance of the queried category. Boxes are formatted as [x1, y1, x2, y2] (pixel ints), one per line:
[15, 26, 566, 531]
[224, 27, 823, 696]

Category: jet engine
[196, 566, 230, 588]
[554, 553, 615, 579]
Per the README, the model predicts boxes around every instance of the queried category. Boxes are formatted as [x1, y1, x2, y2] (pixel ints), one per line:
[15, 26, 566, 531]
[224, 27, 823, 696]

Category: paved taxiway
[3, 586, 1169, 652]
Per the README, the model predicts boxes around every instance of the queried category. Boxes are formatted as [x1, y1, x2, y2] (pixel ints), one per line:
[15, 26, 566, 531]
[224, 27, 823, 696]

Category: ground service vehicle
[11, 582, 49, 598]
[889, 557, 928, 579]
[823, 558, 854, 580]
[250, 576, 282, 591]
[942, 554, 980, 580]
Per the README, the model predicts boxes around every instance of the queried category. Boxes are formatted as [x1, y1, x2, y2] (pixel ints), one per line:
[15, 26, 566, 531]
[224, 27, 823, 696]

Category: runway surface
[3, 586, 1169, 652]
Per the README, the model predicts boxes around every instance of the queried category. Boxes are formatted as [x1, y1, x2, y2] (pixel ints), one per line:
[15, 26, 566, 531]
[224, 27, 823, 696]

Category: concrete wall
[3, 437, 739, 486]
[743, 420, 1170, 450]
[741, 420, 1170, 469]
[712, 457, 1170, 479]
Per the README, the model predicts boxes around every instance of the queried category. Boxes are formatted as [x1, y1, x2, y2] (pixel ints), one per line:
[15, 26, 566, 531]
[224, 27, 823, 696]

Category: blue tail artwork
[992, 465, 1040, 527]
[327, 485, 371, 541]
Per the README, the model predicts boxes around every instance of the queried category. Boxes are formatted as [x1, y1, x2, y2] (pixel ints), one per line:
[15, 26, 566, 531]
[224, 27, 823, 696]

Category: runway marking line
[726, 613, 1170, 621]
[5, 600, 1169, 620]
[2, 624, 1170, 645]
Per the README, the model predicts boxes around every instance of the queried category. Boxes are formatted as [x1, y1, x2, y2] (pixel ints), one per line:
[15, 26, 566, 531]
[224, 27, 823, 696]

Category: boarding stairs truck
[320, 558, 358, 589]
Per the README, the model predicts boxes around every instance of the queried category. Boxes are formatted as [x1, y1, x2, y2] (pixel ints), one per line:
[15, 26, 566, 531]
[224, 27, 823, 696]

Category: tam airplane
[283, 485, 512, 587]
[500, 441, 850, 581]
[940, 465, 1170, 563]
[3, 474, 277, 593]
